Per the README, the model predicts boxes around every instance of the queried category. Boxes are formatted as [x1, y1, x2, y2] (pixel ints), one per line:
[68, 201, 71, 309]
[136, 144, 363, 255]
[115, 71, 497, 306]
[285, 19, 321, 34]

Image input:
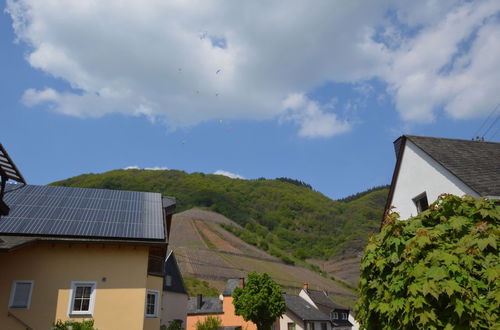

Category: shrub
[53, 319, 97, 330]
[195, 316, 222, 330]
[356, 195, 499, 329]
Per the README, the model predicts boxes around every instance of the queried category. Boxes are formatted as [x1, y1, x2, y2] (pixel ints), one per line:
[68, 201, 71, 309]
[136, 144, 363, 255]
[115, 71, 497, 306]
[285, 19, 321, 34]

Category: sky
[1, 0, 500, 199]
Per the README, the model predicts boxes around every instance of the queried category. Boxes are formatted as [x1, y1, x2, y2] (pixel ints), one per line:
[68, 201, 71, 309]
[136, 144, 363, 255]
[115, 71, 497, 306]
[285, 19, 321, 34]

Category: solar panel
[0, 184, 166, 241]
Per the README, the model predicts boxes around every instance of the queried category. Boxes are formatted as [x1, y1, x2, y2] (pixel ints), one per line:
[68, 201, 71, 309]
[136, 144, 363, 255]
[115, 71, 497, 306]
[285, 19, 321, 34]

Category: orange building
[186, 278, 257, 330]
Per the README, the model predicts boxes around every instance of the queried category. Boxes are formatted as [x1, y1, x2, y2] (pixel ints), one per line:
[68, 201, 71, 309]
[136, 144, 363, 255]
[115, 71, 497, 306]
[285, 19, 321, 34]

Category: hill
[51, 169, 389, 262]
[169, 209, 358, 307]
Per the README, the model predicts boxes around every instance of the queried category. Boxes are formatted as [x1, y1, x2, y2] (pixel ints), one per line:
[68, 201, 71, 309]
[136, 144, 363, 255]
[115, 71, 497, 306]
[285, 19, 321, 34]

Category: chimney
[239, 278, 245, 288]
[197, 294, 202, 309]
[303, 283, 308, 291]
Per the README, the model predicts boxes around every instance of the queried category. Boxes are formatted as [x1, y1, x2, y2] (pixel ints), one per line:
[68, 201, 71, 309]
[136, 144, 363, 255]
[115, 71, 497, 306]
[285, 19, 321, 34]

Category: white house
[292, 283, 359, 330]
[385, 135, 500, 220]
[279, 294, 332, 330]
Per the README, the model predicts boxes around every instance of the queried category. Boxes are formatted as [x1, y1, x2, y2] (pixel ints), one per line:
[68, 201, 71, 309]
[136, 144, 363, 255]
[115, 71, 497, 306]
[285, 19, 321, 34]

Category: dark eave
[0, 234, 167, 252]
[383, 135, 407, 223]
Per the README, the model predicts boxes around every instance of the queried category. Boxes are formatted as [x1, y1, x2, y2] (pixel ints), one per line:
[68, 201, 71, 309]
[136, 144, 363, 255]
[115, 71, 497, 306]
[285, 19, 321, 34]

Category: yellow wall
[0, 241, 163, 330]
[144, 275, 163, 330]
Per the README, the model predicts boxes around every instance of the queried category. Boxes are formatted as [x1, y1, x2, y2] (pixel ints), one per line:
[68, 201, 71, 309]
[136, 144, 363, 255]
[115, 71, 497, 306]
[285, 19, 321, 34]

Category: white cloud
[144, 166, 168, 171]
[123, 166, 140, 170]
[281, 93, 351, 138]
[379, 0, 500, 122]
[213, 170, 245, 179]
[123, 165, 168, 170]
[6, 0, 500, 136]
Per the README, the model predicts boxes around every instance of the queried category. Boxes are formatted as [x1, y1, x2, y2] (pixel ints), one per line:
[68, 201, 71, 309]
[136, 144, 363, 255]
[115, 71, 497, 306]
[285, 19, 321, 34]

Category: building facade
[0, 184, 176, 330]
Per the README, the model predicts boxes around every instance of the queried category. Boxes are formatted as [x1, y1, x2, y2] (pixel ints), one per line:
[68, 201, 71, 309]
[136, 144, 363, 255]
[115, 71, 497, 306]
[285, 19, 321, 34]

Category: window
[287, 322, 296, 330]
[321, 322, 327, 330]
[341, 312, 348, 320]
[69, 282, 96, 315]
[331, 311, 338, 320]
[9, 281, 34, 309]
[145, 290, 159, 317]
[413, 192, 429, 214]
[165, 275, 173, 286]
[307, 322, 315, 330]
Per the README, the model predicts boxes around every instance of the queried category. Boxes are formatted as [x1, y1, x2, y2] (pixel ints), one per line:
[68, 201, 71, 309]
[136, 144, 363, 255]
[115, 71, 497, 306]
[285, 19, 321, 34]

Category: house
[385, 135, 500, 220]
[186, 278, 257, 330]
[299, 284, 353, 330]
[280, 294, 331, 330]
[162, 250, 188, 328]
[0, 167, 176, 329]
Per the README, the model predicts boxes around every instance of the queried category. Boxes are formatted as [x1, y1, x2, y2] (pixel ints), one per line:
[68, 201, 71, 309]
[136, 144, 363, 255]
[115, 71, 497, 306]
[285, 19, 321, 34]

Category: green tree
[232, 272, 286, 330]
[356, 194, 499, 329]
[195, 316, 222, 330]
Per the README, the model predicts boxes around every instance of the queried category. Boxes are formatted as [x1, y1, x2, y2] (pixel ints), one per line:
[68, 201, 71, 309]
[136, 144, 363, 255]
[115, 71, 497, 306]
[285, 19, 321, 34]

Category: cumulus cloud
[123, 166, 168, 170]
[281, 93, 350, 138]
[123, 166, 140, 170]
[6, 0, 500, 136]
[213, 170, 245, 179]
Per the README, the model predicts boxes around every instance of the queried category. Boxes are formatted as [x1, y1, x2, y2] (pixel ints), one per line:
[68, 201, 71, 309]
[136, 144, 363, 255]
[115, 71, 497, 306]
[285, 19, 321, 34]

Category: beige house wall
[0, 241, 163, 330]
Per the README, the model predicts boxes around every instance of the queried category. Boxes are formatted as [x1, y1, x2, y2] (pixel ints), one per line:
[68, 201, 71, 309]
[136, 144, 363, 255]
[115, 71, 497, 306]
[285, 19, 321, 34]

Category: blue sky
[2, 0, 500, 199]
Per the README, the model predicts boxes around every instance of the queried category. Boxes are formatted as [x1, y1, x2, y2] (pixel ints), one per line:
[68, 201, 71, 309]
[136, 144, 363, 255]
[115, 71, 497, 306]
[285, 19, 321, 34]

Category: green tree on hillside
[356, 195, 499, 329]
[232, 272, 286, 330]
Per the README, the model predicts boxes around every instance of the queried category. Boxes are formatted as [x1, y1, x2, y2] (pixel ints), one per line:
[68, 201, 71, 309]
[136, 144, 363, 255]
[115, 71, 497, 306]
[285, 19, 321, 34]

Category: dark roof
[223, 279, 240, 296]
[164, 250, 188, 294]
[305, 290, 348, 313]
[285, 294, 330, 321]
[0, 184, 175, 242]
[0, 143, 25, 184]
[187, 296, 223, 315]
[405, 135, 500, 196]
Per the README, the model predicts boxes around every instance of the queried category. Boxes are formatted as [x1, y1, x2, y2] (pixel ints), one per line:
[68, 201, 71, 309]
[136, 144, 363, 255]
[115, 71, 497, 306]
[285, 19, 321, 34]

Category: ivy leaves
[355, 195, 499, 329]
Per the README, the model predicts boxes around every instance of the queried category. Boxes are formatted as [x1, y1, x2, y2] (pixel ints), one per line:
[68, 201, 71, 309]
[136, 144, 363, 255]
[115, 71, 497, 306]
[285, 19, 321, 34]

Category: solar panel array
[0, 184, 166, 240]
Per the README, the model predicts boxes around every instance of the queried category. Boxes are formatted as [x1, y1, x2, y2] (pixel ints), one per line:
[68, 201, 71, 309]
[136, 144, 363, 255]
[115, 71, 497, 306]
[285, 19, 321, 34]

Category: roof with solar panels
[0, 143, 175, 250]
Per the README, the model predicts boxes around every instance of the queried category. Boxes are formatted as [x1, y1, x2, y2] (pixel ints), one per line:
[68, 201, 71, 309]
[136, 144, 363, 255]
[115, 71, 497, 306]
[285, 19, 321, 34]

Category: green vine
[356, 194, 499, 329]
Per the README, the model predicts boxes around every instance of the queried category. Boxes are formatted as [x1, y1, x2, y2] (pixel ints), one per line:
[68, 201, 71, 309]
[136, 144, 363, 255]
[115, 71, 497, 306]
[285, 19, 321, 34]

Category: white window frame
[341, 312, 348, 320]
[331, 311, 338, 320]
[68, 281, 96, 316]
[145, 290, 160, 318]
[9, 280, 34, 309]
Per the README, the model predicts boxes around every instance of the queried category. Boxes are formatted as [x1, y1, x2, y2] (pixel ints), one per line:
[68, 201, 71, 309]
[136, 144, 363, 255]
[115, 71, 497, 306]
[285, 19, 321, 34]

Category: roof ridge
[404, 134, 500, 145]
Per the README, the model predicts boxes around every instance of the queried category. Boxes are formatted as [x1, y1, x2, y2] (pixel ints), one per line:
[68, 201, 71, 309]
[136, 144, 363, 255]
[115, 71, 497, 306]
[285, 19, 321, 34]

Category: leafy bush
[162, 320, 184, 330]
[356, 195, 499, 329]
[195, 316, 222, 330]
[53, 319, 97, 330]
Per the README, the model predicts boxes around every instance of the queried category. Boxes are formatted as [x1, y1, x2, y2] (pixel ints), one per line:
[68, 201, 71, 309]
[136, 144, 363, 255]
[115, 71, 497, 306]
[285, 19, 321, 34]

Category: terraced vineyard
[169, 209, 358, 308]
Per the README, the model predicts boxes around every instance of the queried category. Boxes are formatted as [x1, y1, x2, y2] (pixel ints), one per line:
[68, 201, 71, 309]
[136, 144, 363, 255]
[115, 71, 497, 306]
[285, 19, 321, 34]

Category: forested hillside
[51, 169, 388, 260]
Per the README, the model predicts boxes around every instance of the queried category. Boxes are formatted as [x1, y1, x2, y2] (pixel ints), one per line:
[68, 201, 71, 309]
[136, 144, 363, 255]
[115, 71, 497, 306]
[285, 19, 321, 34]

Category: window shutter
[12, 282, 31, 308]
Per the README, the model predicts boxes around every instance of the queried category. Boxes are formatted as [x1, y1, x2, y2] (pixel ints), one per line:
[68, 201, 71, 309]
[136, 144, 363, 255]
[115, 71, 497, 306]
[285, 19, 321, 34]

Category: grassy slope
[170, 209, 357, 307]
[51, 169, 388, 260]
